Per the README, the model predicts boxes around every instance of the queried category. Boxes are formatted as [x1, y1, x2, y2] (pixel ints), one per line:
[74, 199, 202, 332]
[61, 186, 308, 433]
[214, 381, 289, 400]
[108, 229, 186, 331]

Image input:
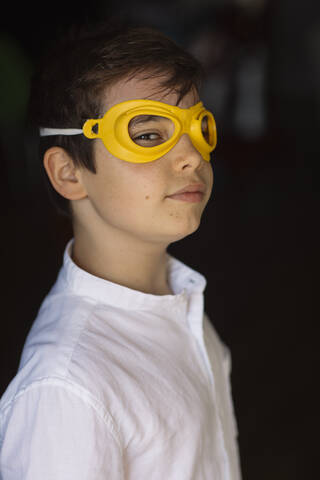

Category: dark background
[0, 0, 317, 478]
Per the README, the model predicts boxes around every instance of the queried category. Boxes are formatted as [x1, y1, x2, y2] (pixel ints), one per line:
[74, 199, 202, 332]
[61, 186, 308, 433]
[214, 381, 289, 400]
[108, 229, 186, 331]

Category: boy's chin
[162, 218, 202, 243]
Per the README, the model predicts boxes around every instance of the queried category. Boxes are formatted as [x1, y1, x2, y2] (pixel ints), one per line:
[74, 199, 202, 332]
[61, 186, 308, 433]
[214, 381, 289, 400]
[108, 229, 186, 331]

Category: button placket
[186, 292, 233, 478]
[186, 292, 215, 387]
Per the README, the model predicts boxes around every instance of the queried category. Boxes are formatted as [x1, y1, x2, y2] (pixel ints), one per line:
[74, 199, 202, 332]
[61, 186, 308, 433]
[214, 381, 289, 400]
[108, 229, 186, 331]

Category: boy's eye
[132, 132, 164, 146]
[128, 115, 174, 147]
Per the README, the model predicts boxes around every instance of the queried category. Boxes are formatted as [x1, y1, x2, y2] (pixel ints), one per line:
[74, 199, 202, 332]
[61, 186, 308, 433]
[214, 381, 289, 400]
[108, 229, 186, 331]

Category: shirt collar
[57, 239, 206, 311]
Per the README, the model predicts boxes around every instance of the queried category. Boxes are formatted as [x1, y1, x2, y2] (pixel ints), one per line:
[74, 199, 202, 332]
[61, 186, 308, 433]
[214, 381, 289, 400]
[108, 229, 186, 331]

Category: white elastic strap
[40, 128, 83, 137]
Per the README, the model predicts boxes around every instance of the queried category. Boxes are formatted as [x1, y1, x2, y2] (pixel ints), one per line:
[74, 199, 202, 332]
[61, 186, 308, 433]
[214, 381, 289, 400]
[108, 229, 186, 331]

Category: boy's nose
[171, 133, 203, 169]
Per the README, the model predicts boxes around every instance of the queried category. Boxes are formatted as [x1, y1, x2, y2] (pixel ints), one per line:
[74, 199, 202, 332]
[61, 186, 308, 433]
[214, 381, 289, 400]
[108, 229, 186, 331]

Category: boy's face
[77, 75, 214, 245]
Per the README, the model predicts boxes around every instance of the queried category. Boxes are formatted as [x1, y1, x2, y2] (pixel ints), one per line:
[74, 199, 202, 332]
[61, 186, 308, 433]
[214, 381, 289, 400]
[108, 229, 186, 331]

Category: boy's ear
[43, 147, 88, 200]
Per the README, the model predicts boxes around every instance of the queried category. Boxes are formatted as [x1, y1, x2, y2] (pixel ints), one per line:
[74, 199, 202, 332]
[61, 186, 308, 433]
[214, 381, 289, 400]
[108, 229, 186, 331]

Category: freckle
[145, 195, 150, 200]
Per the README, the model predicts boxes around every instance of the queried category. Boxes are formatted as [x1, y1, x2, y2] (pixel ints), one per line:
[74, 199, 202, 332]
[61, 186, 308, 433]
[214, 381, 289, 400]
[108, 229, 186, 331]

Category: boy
[0, 22, 242, 479]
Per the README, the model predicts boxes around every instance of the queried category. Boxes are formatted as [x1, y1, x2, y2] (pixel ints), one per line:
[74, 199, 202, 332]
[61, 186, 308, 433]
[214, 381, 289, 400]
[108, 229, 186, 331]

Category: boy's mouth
[168, 183, 206, 196]
[167, 192, 204, 203]
[166, 183, 205, 203]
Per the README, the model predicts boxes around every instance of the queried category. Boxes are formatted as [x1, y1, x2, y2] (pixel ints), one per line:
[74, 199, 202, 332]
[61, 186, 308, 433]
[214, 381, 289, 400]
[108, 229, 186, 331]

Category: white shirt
[0, 239, 242, 479]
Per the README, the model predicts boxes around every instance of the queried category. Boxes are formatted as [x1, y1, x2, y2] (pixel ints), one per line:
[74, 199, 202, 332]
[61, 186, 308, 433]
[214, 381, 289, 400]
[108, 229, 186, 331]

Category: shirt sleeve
[0, 379, 124, 480]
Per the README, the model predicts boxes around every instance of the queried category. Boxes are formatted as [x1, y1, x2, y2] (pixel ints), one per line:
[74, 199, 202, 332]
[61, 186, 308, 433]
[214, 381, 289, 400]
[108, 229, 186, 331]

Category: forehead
[101, 74, 200, 112]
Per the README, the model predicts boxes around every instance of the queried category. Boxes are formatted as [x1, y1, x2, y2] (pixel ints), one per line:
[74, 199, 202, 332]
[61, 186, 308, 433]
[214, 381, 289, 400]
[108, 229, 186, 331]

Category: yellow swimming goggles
[40, 99, 217, 163]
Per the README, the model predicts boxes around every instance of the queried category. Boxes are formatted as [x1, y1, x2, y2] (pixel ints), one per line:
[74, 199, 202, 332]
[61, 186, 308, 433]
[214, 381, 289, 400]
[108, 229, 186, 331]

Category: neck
[71, 221, 173, 296]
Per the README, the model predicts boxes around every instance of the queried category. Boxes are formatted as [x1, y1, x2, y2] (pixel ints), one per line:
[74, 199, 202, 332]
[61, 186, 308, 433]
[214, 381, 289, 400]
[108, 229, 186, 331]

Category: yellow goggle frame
[83, 100, 217, 163]
[40, 99, 217, 163]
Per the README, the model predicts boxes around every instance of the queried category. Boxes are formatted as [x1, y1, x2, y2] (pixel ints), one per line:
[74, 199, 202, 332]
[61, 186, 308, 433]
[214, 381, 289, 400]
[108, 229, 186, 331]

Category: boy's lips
[166, 183, 206, 203]
[168, 183, 206, 196]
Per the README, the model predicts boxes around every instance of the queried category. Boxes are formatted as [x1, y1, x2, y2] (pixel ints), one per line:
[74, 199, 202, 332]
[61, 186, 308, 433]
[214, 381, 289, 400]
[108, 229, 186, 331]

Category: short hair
[28, 20, 205, 218]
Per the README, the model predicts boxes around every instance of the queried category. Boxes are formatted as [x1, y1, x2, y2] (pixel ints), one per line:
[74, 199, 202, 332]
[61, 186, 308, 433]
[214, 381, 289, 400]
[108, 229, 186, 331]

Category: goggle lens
[201, 113, 215, 147]
[128, 115, 175, 147]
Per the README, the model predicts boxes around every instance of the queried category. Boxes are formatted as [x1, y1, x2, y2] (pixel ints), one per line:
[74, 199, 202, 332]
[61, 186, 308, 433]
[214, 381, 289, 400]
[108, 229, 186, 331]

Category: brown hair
[28, 20, 205, 217]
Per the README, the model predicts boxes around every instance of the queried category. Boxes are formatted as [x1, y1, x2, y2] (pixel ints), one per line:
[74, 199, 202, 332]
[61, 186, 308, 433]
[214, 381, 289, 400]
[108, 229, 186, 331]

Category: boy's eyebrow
[129, 115, 164, 128]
